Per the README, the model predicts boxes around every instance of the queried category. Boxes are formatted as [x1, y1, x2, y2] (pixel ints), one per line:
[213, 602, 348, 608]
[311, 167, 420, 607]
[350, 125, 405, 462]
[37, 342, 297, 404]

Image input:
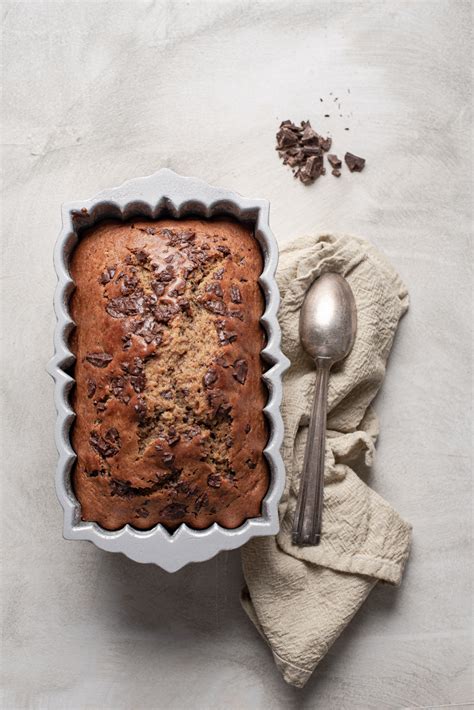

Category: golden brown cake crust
[69, 218, 269, 531]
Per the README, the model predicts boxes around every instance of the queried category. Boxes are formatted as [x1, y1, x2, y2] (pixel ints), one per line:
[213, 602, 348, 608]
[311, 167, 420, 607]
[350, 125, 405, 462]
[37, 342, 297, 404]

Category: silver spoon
[292, 272, 357, 546]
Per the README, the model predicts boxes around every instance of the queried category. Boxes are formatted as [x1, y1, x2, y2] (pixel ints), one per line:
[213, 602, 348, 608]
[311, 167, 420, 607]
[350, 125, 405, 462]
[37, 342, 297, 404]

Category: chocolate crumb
[332, 169, 341, 177]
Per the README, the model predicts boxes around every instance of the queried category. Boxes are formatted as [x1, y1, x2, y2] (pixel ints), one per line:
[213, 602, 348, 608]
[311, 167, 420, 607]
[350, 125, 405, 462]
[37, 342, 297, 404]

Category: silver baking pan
[47, 169, 289, 572]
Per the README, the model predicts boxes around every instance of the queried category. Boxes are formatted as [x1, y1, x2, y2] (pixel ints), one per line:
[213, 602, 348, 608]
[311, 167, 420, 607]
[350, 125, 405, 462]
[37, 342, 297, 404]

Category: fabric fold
[241, 233, 412, 688]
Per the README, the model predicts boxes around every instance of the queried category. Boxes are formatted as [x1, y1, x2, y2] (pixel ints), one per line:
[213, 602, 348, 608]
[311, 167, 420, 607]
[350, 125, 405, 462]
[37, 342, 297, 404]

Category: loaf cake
[69, 218, 269, 531]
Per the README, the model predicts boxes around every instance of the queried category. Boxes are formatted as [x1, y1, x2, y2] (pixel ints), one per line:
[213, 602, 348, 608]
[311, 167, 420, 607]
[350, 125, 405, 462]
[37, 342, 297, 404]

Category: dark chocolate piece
[85, 352, 113, 368]
[344, 152, 365, 172]
[327, 154, 342, 168]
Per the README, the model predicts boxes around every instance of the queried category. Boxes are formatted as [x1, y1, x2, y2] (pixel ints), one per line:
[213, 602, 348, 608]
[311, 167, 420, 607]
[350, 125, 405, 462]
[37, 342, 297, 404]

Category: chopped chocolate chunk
[202, 299, 226, 315]
[230, 285, 242, 303]
[301, 145, 322, 157]
[167, 432, 181, 447]
[161, 390, 173, 399]
[130, 373, 146, 393]
[168, 278, 186, 297]
[99, 267, 116, 285]
[120, 275, 139, 295]
[151, 280, 165, 296]
[232, 359, 248, 384]
[225, 436, 233, 448]
[327, 154, 342, 168]
[205, 282, 224, 298]
[136, 507, 150, 518]
[203, 369, 218, 387]
[194, 492, 209, 513]
[178, 298, 192, 316]
[332, 169, 341, 177]
[89, 428, 121, 458]
[276, 125, 299, 149]
[161, 503, 187, 520]
[134, 397, 147, 422]
[85, 352, 113, 368]
[162, 453, 175, 467]
[87, 380, 96, 398]
[216, 245, 231, 257]
[300, 123, 320, 145]
[146, 227, 156, 235]
[228, 309, 244, 320]
[132, 317, 162, 345]
[298, 154, 324, 184]
[106, 295, 145, 318]
[344, 152, 365, 172]
[109, 376, 126, 398]
[124, 357, 144, 375]
[207, 391, 232, 418]
[133, 249, 148, 265]
[153, 302, 180, 324]
[215, 320, 237, 346]
[122, 334, 132, 350]
[207, 474, 221, 488]
[246, 458, 257, 469]
[110, 480, 134, 498]
[185, 425, 201, 440]
[213, 268, 224, 280]
[319, 136, 332, 152]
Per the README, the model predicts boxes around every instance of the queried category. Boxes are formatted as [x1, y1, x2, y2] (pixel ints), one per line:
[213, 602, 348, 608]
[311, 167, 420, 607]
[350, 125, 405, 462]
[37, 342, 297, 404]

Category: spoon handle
[292, 361, 330, 546]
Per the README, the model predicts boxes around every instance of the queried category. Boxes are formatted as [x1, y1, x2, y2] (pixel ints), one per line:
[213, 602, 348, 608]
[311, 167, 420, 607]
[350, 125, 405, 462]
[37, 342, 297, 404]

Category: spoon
[292, 272, 357, 546]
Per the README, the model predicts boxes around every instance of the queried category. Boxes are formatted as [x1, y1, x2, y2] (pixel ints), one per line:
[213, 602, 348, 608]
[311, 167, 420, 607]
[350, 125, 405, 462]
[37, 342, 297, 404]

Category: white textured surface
[1, 1, 472, 708]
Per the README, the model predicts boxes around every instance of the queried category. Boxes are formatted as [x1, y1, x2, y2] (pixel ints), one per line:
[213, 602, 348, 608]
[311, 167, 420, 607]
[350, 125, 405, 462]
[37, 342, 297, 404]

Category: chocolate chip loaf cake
[69, 218, 269, 531]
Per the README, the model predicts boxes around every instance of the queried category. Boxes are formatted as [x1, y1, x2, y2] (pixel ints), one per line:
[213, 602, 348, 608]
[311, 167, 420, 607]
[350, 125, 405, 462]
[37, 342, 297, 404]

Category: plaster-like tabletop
[1, 2, 472, 708]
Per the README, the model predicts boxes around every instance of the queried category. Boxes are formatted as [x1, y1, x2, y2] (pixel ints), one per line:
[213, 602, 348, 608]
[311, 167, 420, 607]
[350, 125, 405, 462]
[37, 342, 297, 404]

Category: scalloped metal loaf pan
[48, 169, 289, 572]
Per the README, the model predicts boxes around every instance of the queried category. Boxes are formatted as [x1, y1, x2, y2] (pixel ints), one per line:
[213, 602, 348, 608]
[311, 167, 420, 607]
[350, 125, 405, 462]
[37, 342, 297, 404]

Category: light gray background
[1, 1, 472, 709]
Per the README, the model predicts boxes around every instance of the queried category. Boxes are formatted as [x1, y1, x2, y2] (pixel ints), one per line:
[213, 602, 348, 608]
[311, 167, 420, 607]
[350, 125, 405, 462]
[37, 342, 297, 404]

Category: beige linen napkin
[241, 233, 412, 688]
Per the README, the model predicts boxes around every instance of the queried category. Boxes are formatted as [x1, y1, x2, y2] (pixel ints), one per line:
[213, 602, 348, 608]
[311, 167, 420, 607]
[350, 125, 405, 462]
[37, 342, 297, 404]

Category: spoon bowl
[300, 272, 357, 363]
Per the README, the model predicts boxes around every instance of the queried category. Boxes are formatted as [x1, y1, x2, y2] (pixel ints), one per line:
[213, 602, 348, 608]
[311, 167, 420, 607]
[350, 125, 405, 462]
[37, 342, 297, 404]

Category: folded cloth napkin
[241, 233, 412, 688]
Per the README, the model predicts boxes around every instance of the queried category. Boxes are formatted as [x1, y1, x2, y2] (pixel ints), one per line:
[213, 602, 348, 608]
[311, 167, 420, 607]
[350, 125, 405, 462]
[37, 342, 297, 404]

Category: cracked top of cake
[69, 218, 269, 531]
